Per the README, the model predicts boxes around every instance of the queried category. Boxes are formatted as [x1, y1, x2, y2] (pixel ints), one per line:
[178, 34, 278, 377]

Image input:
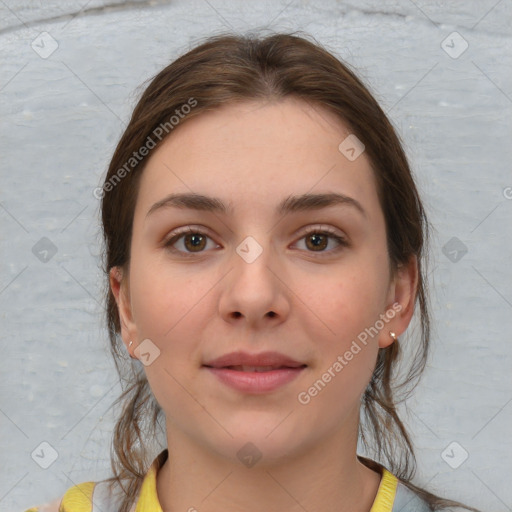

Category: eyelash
[163, 225, 348, 258]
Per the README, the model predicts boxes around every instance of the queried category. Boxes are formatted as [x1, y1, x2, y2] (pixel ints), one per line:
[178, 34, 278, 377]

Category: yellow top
[25, 453, 399, 512]
[134, 456, 163, 512]
[371, 468, 398, 512]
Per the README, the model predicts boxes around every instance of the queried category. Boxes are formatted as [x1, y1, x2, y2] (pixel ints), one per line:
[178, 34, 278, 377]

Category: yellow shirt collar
[134, 450, 167, 512]
[136, 450, 398, 512]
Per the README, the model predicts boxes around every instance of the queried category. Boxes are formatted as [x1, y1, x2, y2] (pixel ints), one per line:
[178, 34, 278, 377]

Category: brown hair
[100, 31, 479, 512]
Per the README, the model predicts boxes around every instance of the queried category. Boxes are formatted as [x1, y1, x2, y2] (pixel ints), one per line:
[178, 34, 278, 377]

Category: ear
[378, 255, 419, 349]
[109, 266, 138, 357]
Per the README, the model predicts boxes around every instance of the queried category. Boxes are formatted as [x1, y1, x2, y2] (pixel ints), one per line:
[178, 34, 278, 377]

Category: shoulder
[59, 481, 97, 511]
[24, 481, 117, 512]
[22, 494, 63, 512]
[23, 499, 61, 512]
[393, 480, 434, 512]
[23, 451, 168, 512]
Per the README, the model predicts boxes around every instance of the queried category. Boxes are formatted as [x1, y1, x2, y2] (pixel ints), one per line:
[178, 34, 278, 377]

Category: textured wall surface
[1, 1, 511, 510]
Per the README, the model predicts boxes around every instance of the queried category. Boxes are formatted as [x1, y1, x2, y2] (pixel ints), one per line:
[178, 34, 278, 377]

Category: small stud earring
[389, 331, 397, 342]
[128, 341, 133, 348]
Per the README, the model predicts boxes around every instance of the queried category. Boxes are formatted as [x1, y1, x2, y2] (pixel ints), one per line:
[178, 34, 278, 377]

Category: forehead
[134, 97, 379, 220]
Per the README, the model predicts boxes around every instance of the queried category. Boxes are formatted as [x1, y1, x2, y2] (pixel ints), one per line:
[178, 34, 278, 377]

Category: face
[110, 97, 416, 465]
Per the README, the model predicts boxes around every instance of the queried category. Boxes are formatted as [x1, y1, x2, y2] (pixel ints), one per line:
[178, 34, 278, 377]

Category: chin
[200, 415, 312, 467]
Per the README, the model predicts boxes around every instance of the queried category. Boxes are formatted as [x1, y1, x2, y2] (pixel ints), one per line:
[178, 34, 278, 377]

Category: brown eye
[183, 232, 207, 252]
[164, 227, 218, 256]
[305, 233, 329, 251]
[294, 228, 348, 255]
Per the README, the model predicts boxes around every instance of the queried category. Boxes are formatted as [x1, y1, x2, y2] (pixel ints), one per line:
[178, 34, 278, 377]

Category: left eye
[294, 229, 347, 253]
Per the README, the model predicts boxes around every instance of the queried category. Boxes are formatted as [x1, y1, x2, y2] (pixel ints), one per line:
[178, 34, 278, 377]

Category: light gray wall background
[1, 1, 511, 510]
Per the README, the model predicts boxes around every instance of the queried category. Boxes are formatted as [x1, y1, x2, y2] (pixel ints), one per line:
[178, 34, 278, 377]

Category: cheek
[130, 264, 212, 414]
[130, 256, 214, 340]
[298, 276, 382, 409]
[298, 254, 388, 382]
[311, 265, 386, 332]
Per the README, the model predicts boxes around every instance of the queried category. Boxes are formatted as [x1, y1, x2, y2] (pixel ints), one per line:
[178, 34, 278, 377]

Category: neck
[156, 416, 382, 512]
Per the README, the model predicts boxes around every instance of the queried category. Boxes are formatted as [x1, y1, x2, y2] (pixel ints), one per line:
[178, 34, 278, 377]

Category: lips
[225, 365, 297, 372]
[202, 351, 307, 393]
[202, 350, 306, 370]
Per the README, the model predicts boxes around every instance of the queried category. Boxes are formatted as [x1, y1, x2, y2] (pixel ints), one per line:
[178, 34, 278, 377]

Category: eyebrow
[145, 192, 366, 219]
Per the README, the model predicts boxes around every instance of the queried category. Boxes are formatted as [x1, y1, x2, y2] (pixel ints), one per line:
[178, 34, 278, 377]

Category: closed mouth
[210, 365, 307, 372]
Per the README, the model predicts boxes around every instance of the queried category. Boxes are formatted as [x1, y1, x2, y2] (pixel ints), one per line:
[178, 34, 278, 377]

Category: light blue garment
[393, 481, 433, 511]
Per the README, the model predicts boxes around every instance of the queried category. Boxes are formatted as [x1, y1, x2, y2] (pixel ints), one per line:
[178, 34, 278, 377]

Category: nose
[218, 235, 290, 329]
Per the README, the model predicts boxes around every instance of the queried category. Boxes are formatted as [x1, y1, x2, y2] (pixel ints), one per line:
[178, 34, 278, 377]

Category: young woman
[26, 32, 480, 512]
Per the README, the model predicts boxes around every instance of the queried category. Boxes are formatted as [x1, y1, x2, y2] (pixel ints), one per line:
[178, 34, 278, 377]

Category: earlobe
[379, 330, 398, 350]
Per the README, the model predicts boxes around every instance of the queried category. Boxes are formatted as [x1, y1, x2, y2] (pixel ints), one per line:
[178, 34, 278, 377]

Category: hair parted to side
[100, 31, 479, 512]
